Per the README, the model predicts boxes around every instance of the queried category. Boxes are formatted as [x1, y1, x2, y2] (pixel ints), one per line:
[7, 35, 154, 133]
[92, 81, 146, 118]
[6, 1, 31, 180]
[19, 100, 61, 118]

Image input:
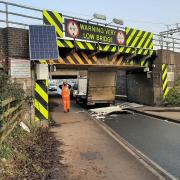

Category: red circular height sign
[116, 31, 126, 45]
[67, 20, 80, 38]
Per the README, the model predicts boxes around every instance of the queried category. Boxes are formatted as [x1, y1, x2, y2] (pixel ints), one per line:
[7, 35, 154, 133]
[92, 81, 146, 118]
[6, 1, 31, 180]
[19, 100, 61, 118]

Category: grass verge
[0, 122, 67, 180]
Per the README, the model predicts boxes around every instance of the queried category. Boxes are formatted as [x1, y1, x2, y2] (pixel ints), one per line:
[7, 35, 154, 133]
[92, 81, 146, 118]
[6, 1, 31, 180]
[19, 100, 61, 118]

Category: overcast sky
[1, 0, 180, 33]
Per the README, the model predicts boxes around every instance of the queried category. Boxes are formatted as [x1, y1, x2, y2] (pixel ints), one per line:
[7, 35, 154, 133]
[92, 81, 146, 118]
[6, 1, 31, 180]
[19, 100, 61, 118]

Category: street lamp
[88, 13, 107, 22]
[93, 13, 107, 21]
[106, 18, 124, 26]
[113, 18, 124, 25]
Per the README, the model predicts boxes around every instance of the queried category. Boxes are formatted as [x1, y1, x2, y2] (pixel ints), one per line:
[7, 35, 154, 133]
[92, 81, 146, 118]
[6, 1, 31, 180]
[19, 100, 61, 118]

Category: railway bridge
[0, 1, 179, 122]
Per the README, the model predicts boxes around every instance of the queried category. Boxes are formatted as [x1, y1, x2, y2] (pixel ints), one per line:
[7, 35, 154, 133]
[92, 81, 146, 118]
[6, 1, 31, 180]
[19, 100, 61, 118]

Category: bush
[165, 78, 180, 106]
[0, 71, 25, 101]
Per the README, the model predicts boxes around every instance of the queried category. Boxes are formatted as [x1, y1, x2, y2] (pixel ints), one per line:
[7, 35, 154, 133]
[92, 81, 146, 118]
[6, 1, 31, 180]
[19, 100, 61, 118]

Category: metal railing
[0, 0, 43, 27]
[153, 34, 180, 52]
[0, 0, 124, 29]
[0, 0, 180, 53]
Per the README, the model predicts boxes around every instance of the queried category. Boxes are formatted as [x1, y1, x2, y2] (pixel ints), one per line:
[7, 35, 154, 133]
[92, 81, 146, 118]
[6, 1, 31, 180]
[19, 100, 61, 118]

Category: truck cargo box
[87, 71, 116, 105]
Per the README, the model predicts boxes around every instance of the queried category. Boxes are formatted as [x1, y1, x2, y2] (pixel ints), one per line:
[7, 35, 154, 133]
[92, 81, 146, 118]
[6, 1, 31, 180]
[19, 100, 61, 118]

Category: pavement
[49, 97, 161, 180]
[132, 106, 180, 123]
[115, 101, 180, 122]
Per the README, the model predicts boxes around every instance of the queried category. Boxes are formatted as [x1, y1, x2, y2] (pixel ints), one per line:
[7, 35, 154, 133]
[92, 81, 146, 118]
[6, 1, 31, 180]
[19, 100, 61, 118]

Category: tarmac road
[104, 113, 180, 179]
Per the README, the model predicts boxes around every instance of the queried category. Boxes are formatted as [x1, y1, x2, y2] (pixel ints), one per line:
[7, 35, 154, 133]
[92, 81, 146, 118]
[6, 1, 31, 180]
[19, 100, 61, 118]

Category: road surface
[104, 113, 180, 179]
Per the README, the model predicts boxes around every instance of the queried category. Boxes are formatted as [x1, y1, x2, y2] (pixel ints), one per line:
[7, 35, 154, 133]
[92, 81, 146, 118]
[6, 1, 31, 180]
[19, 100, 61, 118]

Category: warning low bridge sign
[64, 18, 126, 45]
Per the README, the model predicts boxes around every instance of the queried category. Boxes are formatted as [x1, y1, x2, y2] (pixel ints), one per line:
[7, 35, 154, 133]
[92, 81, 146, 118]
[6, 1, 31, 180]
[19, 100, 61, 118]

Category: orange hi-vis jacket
[61, 85, 70, 112]
[62, 85, 70, 98]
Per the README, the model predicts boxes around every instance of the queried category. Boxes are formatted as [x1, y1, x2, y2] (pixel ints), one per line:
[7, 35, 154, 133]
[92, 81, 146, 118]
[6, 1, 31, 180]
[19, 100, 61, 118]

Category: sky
[1, 0, 180, 33]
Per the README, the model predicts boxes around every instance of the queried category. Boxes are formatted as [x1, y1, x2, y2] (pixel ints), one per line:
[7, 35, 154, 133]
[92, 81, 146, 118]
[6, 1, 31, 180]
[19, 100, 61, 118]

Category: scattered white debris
[89, 105, 136, 121]
[118, 102, 143, 109]
[125, 110, 135, 115]
[109, 114, 118, 117]
[89, 106, 124, 117]
[89, 106, 124, 121]
[19, 122, 30, 133]
[96, 116, 105, 119]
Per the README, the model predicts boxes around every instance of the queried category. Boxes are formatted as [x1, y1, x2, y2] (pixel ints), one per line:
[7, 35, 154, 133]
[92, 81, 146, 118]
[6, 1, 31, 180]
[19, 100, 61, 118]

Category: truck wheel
[75, 99, 78, 104]
[81, 99, 87, 108]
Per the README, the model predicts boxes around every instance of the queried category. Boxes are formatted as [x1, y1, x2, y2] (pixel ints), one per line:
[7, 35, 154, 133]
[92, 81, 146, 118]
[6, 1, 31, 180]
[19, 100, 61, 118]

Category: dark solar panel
[29, 25, 59, 60]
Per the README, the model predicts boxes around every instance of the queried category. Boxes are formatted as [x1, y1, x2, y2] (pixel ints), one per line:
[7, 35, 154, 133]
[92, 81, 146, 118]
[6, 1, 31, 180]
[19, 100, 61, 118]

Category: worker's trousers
[62, 97, 70, 112]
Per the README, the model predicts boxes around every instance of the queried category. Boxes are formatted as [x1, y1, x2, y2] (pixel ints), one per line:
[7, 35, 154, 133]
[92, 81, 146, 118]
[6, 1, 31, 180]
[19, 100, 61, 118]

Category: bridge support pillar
[34, 61, 49, 124]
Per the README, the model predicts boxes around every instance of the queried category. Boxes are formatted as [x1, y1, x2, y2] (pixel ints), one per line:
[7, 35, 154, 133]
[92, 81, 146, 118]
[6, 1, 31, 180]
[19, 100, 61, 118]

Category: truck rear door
[87, 71, 116, 105]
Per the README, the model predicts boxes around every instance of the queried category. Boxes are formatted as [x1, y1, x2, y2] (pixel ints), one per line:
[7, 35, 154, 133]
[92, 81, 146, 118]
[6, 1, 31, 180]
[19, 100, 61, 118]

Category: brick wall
[127, 72, 154, 105]
[152, 50, 180, 104]
[7, 27, 29, 58]
[0, 28, 7, 55]
[0, 27, 29, 58]
[0, 28, 7, 69]
[0, 29, 3, 67]
[116, 70, 127, 96]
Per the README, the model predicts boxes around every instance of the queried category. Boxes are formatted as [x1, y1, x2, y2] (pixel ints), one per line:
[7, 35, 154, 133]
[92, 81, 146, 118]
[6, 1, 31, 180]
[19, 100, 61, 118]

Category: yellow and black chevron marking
[56, 39, 153, 56]
[63, 51, 97, 65]
[36, 59, 51, 64]
[34, 80, 49, 122]
[57, 39, 74, 48]
[35, 59, 66, 65]
[110, 55, 127, 65]
[117, 46, 136, 54]
[75, 41, 96, 51]
[162, 64, 169, 99]
[57, 39, 96, 51]
[34, 55, 151, 67]
[98, 44, 117, 52]
[34, 54, 146, 66]
[140, 58, 150, 67]
[126, 57, 134, 65]
[115, 56, 150, 67]
[56, 53, 138, 66]
[57, 39, 133, 54]
[61, 52, 128, 65]
[125, 27, 153, 55]
[37, 60, 48, 64]
[34, 60, 49, 122]
[43, 10, 63, 38]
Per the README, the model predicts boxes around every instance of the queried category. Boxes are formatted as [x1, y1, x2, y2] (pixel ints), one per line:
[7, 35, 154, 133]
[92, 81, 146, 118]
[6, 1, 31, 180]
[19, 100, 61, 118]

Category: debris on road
[89, 105, 134, 121]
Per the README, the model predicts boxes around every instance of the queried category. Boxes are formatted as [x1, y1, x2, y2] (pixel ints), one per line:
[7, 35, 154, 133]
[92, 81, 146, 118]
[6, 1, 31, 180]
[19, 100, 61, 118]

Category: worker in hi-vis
[61, 81, 70, 113]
